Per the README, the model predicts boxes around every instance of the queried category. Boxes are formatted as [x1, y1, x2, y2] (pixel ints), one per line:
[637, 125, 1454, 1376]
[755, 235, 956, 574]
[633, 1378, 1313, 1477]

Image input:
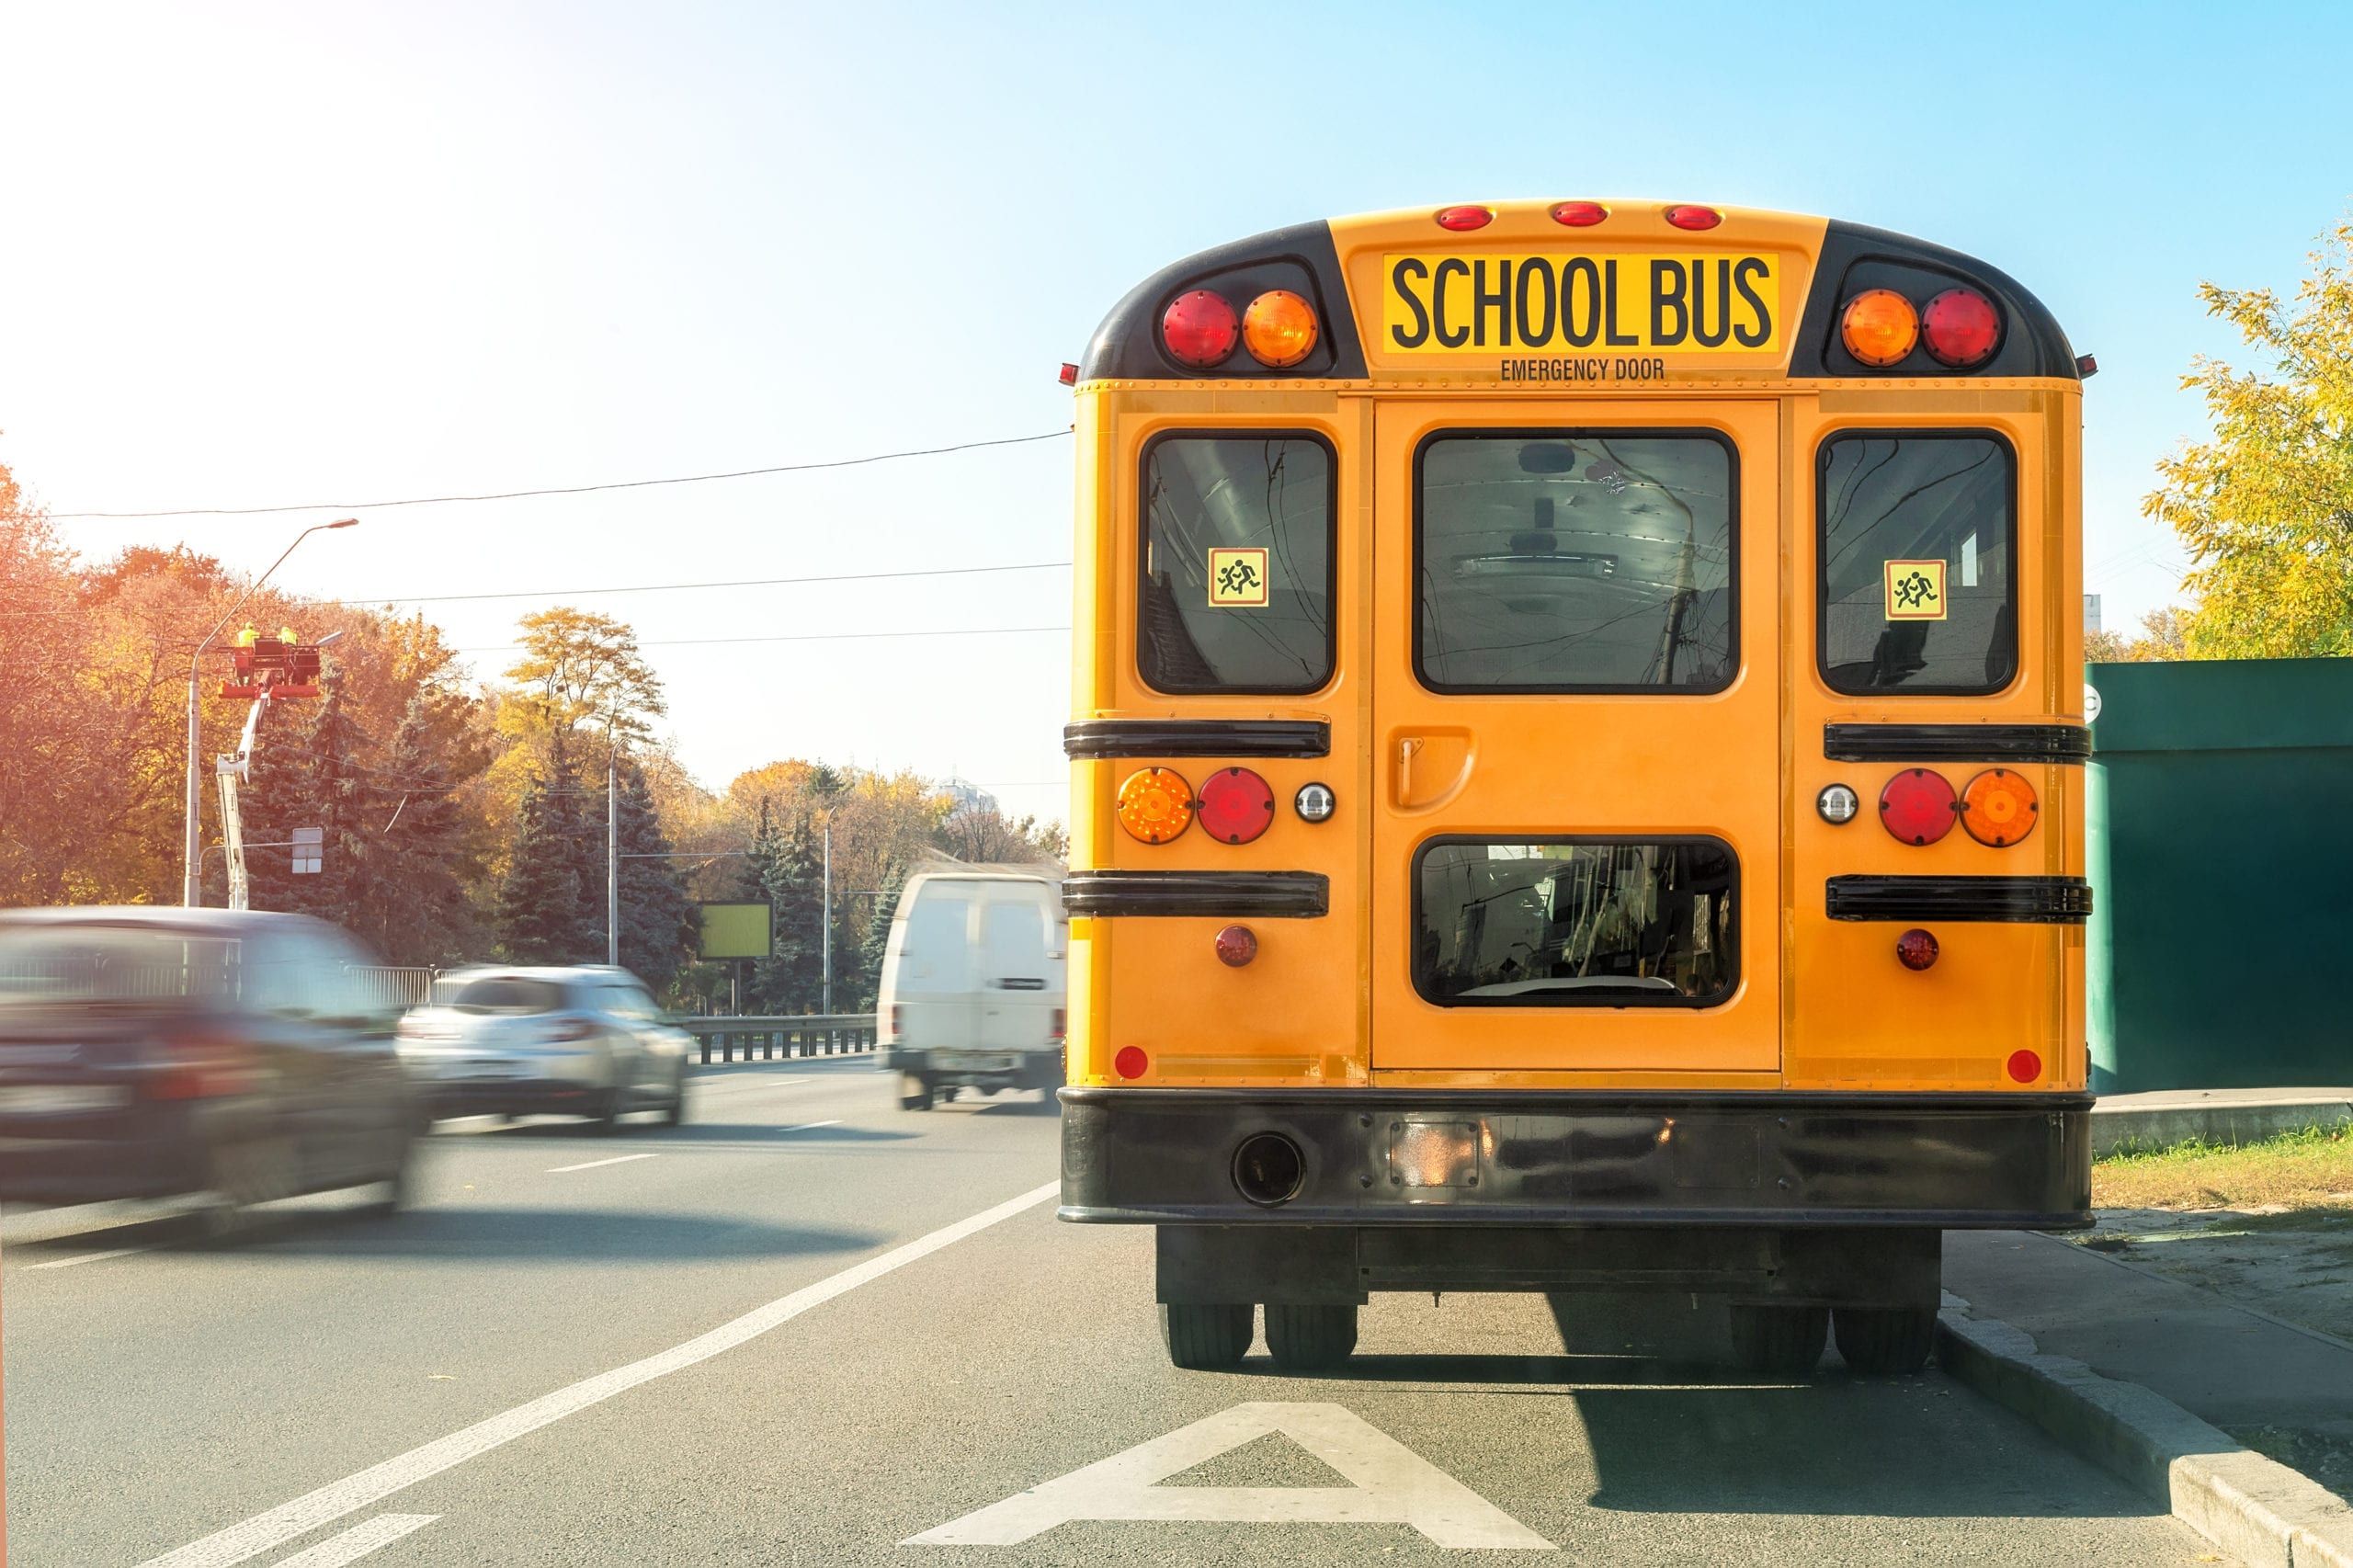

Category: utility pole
[821, 819, 833, 1016]
[181, 518, 357, 905]
[606, 710, 620, 967]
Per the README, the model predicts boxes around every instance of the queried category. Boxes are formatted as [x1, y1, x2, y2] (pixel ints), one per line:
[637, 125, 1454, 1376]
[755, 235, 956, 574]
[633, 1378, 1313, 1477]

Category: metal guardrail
[681, 1014, 877, 1064]
[349, 965, 443, 1009]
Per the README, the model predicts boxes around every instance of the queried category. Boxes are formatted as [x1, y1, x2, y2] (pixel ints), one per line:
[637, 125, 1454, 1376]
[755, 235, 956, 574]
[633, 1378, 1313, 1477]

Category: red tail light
[1879, 768, 1959, 846]
[1161, 290, 1239, 369]
[541, 1017, 597, 1043]
[149, 1031, 256, 1100]
[1921, 288, 2001, 368]
[891, 1004, 905, 1040]
[1049, 1008, 1064, 1041]
[1196, 767, 1276, 845]
[1895, 928, 1940, 971]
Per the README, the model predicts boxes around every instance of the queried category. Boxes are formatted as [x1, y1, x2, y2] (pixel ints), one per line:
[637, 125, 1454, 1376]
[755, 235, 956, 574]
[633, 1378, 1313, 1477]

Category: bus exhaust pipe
[1232, 1131, 1305, 1207]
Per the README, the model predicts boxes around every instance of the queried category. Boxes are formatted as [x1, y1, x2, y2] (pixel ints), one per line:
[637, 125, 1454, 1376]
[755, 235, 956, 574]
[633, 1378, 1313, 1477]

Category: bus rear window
[1412, 839, 1736, 1007]
[1139, 434, 1334, 694]
[1819, 433, 2017, 694]
[1416, 432, 1735, 693]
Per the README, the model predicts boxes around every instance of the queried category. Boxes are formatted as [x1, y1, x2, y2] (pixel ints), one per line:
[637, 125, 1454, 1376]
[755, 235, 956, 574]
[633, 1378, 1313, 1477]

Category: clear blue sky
[3, 1, 2347, 815]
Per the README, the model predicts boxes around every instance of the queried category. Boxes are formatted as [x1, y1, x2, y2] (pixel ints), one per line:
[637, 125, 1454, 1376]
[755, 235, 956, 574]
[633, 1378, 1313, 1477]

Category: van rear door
[978, 893, 1052, 1051]
[895, 882, 979, 1050]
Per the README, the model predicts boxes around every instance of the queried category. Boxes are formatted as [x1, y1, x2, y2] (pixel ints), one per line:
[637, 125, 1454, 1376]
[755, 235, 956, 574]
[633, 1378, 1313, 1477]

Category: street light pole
[821, 819, 834, 1016]
[181, 518, 358, 907]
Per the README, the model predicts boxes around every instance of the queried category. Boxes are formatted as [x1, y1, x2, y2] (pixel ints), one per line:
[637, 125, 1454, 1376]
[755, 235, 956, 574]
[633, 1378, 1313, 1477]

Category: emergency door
[1369, 399, 1781, 1074]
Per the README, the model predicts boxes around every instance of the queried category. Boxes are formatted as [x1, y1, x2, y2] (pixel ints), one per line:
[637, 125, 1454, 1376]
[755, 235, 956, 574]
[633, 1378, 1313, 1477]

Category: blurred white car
[396, 966, 689, 1131]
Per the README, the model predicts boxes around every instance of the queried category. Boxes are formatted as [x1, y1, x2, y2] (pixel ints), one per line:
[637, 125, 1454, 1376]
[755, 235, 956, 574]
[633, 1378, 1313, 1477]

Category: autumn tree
[2146, 219, 2353, 657]
[503, 607, 665, 746]
[2086, 606, 2192, 664]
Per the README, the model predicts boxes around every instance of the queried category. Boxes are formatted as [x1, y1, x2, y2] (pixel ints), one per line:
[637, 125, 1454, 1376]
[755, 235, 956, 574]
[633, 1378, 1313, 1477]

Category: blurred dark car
[0, 906, 417, 1233]
[395, 964, 691, 1131]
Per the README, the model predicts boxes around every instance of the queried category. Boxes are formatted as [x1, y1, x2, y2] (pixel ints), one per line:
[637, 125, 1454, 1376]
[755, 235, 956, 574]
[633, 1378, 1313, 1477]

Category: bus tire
[1833, 1304, 1937, 1375]
[1265, 1303, 1358, 1371]
[1159, 1302, 1253, 1370]
[1728, 1303, 1827, 1376]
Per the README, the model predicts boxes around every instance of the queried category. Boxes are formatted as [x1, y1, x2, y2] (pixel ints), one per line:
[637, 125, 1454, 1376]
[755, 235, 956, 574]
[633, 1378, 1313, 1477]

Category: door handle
[1397, 736, 1424, 802]
[1391, 729, 1474, 812]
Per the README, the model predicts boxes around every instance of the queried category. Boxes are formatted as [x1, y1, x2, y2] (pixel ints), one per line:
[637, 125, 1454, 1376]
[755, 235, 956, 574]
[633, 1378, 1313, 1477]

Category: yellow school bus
[1057, 199, 2090, 1377]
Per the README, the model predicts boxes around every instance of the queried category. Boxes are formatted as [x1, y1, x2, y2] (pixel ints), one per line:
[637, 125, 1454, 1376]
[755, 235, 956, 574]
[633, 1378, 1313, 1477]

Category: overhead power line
[454, 624, 1070, 653]
[316, 559, 1072, 608]
[46, 428, 1073, 520]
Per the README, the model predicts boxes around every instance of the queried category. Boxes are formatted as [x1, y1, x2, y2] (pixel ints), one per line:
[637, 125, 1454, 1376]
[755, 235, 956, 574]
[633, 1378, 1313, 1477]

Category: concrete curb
[2091, 1095, 2353, 1157]
[1938, 1301, 2353, 1567]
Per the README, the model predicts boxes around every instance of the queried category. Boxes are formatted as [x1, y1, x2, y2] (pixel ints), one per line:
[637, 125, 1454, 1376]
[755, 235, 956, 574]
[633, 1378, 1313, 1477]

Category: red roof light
[1434, 204, 1493, 232]
[1549, 200, 1608, 227]
[1664, 204, 1722, 231]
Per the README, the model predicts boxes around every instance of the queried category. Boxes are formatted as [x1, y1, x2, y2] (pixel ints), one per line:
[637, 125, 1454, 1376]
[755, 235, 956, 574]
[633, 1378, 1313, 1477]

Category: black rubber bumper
[1060, 1087, 2092, 1230]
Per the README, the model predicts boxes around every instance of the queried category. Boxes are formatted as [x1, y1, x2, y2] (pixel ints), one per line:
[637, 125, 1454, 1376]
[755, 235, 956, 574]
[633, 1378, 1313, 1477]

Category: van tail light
[541, 1017, 597, 1044]
[890, 1004, 905, 1040]
[1049, 1008, 1065, 1042]
[149, 1030, 257, 1100]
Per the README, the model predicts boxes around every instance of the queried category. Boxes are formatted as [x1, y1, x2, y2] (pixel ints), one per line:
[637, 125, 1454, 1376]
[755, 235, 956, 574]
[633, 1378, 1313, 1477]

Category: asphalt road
[4, 1058, 2224, 1567]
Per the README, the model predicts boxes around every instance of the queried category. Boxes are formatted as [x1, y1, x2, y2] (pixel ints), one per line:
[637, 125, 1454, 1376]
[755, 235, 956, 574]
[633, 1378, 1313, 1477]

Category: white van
[877, 871, 1065, 1111]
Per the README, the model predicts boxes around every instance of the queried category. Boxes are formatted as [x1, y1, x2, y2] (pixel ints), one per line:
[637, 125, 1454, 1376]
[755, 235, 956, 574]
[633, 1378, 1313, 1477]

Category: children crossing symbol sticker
[1209, 547, 1269, 607]
[1883, 559, 1948, 620]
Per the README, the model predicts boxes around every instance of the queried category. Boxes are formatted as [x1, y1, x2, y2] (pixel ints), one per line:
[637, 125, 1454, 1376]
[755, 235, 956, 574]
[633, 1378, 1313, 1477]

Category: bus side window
[1817, 433, 2018, 695]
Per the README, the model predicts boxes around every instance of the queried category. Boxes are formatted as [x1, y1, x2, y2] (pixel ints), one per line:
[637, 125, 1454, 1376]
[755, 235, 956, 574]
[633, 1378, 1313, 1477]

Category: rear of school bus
[1057, 200, 2090, 1376]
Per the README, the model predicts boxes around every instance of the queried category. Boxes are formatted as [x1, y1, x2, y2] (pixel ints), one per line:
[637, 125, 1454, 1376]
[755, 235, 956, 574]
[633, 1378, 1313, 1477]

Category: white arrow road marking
[270, 1515, 438, 1566]
[132, 1178, 1060, 1568]
[906, 1401, 1554, 1550]
[545, 1153, 658, 1174]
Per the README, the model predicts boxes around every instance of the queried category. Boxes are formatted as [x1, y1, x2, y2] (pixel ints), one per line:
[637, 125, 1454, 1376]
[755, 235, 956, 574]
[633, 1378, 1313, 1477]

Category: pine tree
[369, 690, 485, 964]
[855, 866, 905, 1011]
[611, 756, 697, 991]
[498, 744, 595, 964]
[299, 685, 392, 936]
[237, 700, 311, 914]
[756, 813, 824, 1012]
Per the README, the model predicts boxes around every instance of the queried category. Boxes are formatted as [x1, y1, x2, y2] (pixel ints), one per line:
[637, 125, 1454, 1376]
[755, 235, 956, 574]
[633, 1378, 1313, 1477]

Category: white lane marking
[907, 1401, 1553, 1550]
[272, 1515, 438, 1566]
[134, 1178, 1060, 1568]
[545, 1154, 659, 1174]
[25, 1244, 152, 1271]
[779, 1119, 843, 1132]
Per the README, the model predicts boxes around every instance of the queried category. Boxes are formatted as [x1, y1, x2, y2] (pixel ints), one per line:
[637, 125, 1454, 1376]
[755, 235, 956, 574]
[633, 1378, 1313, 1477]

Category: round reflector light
[1960, 768, 2039, 846]
[1434, 204, 1493, 232]
[1196, 766, 1276, 844]
[1879, 767, 1958, 846]
[1895, 928, 1940, 971]
[1160, 290, 1238, 369]
[1922, 288, 2002, 368]
[1294, 781, 1336, 823]
[1116, 767, 1194, 844]
[1114, 1045, 1149, 1080]
[1841, 289, 1920, 368]
[1550, 200, 1608, 227]
[1213, 924, 1258, 967]
[1241, 290, 1319, 369]
[2006, 1049, 2042, 1084]
[1664, 204, 1722, 231]
[1817, 783, 1860, 824]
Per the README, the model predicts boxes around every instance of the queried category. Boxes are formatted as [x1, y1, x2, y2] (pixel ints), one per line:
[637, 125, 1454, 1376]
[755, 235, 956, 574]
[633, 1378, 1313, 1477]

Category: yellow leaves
[2143, 219, 2353, 661]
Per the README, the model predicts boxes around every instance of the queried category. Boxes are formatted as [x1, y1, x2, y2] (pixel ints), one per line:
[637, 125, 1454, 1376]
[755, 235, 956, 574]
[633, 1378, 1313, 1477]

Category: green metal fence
[2086, 657, 2353, 1093]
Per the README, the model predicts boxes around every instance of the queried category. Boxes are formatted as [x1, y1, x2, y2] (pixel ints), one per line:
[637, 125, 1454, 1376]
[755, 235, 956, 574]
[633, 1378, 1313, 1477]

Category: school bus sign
[1381, 251, 1783, 358]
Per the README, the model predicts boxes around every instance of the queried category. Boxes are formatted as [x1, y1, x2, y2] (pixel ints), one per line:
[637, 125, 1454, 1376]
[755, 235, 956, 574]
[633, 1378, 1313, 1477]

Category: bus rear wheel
[1265, 1304, 1358, 1371]
[1833, 1304, 1938, 1375]
[1160, 1302, 1253, 1370]
[1728, 1303, 1827, 1376]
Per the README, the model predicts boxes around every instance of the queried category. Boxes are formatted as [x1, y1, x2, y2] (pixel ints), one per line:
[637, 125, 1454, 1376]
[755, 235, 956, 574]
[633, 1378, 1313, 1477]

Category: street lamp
[180, 518, 358, 907]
